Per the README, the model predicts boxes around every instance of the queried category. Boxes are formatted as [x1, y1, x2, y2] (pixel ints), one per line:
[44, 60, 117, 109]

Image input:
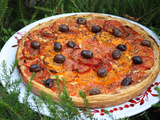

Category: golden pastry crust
[16, 13, 160, 108]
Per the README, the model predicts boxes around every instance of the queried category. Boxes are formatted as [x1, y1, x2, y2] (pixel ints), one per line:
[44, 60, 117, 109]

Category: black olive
[89, 88, 100, 95]
[112, 49, 121, 60]
[132, 56, 143, 64]
[54, 42, 62, 52]
[43, 78, 54, 88]
[141, 40, 151, 47]
[97, 68, 108, 77]
[113, 28, 122, 37]
[49, 69, 57, 73]
[31, 41, 41, 49]
[81, 50, 93, 59]
[77, 18, 87, 25]
[92, 25, 101, 33]
[53, 54, 66, 63]
[59, 25, 69, 32]
[121, 77, 132, 86]
[67, 41, 76, 48]
[116, 44, 127, 51]
[126, 33, 130, 37]
[29, 64, 41, 72]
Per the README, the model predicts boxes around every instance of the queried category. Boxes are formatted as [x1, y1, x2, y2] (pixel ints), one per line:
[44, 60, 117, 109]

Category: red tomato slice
[87, 18, 105, 31]
[71, 49, 95, 64]
[27, 30, 49, 42]
[92, 62, 112, 72]
[73, 63, 91, 74]
[104, 20, 122, 33]
[40, 26, 55, 38]
[119, 26, 143, 41]
[141, 56, 154, 69]
[21, 58, 40, 68]
[70, 48, 93, 64]
[23, 62, 50, 84]
[63, 58, 76, 71]
[70, 48, 82, 61]
[56, 33, 77, 47]
[136, 48, 154, 59]
[82, 38, 100, 50]
[91, 46, 104, 58]
[23, 40, 41, 59]
[92, 59, 112, 72]
[102, 60, 112, 72]
[72, 49, 101, 65]
[80, 55, 103, 66]
[79, 56, 91, 64]
[130, 41, 141, 53]
[103, 52, 116, 64]
[82, 38, 103, 58]
[130, 41, 154, 58]
[68, 20, 89, 34]
[51, 19, 70, 33]
[92, 65, 101, 72]
[101, 42, 116, 54]
[130, 64, 148, 71]
[61, 47, 74, 59]
[128, 71, 150, 83]
[130, 56, 154, 70]
[86, 58, 102, 66]
[35, 63, 50, 80]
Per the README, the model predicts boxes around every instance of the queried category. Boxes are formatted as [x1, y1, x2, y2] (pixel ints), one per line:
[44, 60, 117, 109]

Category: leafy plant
[0, 60, 95, 120]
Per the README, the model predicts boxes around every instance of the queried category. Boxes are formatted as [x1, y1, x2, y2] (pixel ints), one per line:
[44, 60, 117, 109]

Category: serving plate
[0, 13, 160, 119]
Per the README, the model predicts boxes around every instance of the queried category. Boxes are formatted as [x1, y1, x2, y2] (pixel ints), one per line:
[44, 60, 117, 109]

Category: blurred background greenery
[0, 0, 160, 119]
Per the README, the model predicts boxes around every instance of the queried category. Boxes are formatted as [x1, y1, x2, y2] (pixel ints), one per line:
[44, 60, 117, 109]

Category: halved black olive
[92, 25, 101, 33]
[31, 41, 41, 49]
[112, 49, 121, 60]
[77, 18, 87, 25]
[43, 78, 54, 88]
[141, 40, 151, 47]
[81, 50, 93, 59]
[97, 68, 108, 77]
[116, 44, 127, 51]
[67, 41, 76, 48]
[54, 42, 62, 52]
[113, 28, 122, 37]
[121, 77, 132, 86]
[132, 56, 143, 64]
[53, 54, 66, 63]
[89, 88, 100, 95]
[59, 25, 69, 32]
[29, 64, 41, 72]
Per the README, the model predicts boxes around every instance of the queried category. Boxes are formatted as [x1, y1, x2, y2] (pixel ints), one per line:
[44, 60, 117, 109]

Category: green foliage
[55, 77, 80, 119]
[0, 0, 8, 26]
[0, 0, 160, 51]
[79, 91, 93, 119]
[0, 60, 40, 120]
[0, 60, 95, 120]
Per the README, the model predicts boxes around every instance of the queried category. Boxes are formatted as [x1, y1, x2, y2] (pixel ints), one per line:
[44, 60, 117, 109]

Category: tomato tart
[16, 13, 160, 108]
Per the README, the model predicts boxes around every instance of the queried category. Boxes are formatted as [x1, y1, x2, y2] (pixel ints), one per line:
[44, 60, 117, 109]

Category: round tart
[16, 13, 160, 108]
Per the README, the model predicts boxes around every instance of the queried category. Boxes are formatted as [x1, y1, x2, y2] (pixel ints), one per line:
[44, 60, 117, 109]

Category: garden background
[0, 0, 160, 119]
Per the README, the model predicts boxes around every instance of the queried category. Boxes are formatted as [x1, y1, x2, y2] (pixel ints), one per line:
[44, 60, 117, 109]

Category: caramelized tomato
[87, 18, 105, 31]
[104, 20, 122, 33]
[23, 40, 41, 59]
